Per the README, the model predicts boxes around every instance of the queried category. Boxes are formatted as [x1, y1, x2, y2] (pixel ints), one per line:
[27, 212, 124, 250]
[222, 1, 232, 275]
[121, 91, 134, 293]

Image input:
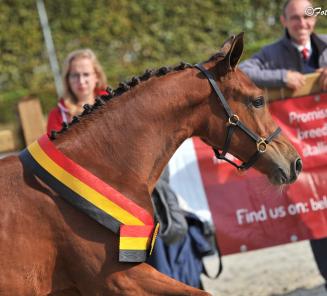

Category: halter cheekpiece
[194, 64, 281, 170]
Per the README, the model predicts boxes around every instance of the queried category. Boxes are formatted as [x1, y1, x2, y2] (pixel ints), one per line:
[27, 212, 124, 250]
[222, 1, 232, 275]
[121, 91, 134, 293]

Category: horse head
[196, 32, 301, 185]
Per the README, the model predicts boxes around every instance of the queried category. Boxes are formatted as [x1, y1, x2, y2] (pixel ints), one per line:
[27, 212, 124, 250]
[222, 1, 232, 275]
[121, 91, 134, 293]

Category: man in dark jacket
[240, 0, 327, 289]
[240, 0, 327, 91]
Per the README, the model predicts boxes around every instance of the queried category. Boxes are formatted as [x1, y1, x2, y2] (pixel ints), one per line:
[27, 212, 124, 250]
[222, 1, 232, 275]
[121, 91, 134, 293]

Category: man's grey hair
[282, 0, 314, 17]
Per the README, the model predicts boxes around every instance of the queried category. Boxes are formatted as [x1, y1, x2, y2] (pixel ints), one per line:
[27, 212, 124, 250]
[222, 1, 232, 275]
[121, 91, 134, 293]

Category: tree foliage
[0, 0, 326, 123]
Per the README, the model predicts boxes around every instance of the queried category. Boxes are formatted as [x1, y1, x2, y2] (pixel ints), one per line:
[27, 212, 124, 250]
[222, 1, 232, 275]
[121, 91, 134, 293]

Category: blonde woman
[47, 48, 107, 134]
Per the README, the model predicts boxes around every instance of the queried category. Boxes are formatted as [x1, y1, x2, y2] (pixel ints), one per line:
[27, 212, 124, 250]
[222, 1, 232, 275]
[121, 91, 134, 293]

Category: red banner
[169, 93, 327, 255]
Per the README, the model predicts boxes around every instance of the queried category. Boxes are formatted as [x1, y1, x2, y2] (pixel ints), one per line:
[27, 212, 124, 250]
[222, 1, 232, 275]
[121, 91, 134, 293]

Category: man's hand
[285, 71, 306, 90]
[316, 68, 327, 91]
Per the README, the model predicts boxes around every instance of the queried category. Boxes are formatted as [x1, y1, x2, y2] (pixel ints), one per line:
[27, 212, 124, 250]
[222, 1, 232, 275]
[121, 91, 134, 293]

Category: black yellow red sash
[19, 135, 159, 262]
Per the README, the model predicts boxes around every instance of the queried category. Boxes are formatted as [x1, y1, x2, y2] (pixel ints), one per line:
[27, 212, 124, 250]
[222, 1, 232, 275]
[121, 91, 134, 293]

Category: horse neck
[54, 69, 207, 209]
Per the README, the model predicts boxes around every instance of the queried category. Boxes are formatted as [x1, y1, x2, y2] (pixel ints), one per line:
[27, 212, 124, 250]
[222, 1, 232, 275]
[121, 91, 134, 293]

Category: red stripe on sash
[38, 135, 153, 225]
[120, 225, 154, 237]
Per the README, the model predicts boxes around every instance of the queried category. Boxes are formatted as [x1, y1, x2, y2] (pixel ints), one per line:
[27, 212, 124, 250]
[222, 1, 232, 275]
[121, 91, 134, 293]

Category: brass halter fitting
[228, 114, 239, 126]
[194, 63, 281, 171]
[256, 138, 267, 153]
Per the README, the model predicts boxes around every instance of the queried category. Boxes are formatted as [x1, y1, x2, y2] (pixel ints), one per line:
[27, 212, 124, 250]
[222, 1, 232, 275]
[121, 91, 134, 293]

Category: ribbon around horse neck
[19, 134, 159, 263]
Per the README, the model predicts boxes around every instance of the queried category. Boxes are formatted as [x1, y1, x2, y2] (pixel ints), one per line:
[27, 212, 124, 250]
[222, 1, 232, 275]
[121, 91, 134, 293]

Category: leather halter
[194, 64, 281, 170]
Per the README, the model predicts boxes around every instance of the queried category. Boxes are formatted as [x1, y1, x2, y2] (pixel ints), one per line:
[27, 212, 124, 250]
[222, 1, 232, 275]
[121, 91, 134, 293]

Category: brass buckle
[228, 114, 239, 126]
[257, 138, 267, 153]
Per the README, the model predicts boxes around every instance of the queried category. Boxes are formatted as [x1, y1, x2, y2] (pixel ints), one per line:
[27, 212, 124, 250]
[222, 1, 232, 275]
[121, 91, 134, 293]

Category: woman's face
[68, 57, 99, 104]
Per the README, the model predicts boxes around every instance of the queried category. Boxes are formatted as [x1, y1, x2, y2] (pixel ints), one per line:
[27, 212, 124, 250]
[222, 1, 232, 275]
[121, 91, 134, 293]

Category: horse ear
[206, 33, 244, 77]
[220, 32, 244, 71]
[220, 35, 236, 56]
[212, 32, 244, 76]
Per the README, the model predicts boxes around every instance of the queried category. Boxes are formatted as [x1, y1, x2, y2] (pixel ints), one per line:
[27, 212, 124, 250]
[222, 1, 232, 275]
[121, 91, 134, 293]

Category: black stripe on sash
[19, 149, 121, 234]
[119, 250, 147, 262]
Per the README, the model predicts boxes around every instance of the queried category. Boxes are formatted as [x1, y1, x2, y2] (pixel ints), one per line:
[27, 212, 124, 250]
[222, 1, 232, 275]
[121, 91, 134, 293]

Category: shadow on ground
[271, 284, 326, 296]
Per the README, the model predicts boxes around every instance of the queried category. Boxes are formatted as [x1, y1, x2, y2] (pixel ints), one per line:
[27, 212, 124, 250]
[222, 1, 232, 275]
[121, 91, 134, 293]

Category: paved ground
[202, 240, 326, 296]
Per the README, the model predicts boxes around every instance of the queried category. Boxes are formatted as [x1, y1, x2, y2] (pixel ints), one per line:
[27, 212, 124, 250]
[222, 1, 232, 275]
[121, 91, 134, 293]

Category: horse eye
[252, 96, 265, 108]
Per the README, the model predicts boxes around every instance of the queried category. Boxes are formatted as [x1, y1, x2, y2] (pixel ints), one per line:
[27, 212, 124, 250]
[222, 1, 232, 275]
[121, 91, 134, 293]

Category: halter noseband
[194, 64, 281, 171]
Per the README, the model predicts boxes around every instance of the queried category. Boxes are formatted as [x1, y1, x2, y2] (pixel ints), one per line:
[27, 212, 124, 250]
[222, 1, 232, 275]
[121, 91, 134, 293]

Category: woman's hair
[62, 48, 107, 103]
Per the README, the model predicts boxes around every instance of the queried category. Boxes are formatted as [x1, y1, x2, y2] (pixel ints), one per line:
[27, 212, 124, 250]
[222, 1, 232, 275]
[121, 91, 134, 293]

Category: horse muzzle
[270, 157, 302, 185]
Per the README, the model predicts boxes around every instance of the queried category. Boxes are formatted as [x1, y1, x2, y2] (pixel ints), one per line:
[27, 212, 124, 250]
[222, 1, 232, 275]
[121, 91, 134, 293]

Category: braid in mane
[173, 62, 192, 71]
[140, 69, 155, 81]
[81, 104, 92, 116]
[155, 66, 172, 76]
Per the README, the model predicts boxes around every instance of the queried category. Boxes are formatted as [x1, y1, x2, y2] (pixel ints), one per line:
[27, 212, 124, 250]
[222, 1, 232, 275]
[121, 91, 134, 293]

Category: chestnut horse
[0, 33, 301, 295]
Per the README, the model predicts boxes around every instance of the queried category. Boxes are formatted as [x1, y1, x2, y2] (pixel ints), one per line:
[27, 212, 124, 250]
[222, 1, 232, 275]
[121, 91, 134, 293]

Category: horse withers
[0, 33, 301, 295]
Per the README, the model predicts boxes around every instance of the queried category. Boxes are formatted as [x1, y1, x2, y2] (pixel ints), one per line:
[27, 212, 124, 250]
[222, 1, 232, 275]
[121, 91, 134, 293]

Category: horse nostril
[294, 157, 302, 176]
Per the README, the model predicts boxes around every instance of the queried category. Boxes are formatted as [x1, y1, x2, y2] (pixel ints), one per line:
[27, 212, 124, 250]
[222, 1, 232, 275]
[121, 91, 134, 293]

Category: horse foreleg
[104, 263, 212, 296]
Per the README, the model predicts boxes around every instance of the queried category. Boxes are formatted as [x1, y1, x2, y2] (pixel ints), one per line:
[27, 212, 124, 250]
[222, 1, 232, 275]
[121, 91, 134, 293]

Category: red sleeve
[95, 89, 109, 96]
[47, 107, 63, 135]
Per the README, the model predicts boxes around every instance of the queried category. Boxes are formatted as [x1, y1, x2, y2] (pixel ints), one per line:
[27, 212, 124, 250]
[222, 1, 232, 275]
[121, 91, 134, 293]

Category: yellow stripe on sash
[119, 237, 149, 250]
[28, 141, 144, 226]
